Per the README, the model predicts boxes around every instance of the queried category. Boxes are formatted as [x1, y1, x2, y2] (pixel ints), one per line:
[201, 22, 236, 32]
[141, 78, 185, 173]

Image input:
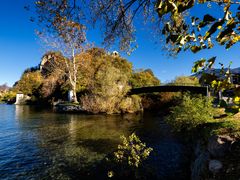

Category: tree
[172, 75, 199, 86]
[80, 50, 135, 113]
[32, 0, 239, 55]
[130, 69, 160, 88]
[14, 71, 43, 96]
[33, 0, 88, 103]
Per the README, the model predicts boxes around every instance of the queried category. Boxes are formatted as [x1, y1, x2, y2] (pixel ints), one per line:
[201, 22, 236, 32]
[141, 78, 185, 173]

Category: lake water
[0, 104, 190, 179]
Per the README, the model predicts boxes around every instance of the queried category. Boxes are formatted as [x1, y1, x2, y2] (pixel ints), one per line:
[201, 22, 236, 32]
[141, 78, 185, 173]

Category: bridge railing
[129, 84, 209, 96]
[160, 83, 202, 87]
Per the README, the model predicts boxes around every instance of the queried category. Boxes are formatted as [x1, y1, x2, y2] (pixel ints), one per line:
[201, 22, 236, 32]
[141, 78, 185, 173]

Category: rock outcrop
[207, 135, 234, 158]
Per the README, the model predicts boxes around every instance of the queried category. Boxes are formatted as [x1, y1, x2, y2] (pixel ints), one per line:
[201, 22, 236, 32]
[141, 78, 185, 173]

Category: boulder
[230, 140, 240, 155]
[191, 151, 210, 180]
[208, 160, 223, 174]
[207, 135, 234, 157]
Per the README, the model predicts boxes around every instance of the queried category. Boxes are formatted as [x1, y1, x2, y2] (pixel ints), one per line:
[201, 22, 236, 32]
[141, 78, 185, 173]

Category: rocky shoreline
[191, 134, 240, 179]
[53, 103, 86, 113]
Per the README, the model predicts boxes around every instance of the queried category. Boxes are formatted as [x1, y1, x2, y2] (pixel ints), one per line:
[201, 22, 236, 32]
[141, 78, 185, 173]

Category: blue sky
[0, 1, 239, 86]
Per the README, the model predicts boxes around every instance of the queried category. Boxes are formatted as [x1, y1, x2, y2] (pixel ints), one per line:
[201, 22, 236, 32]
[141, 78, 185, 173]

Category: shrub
[14, 71, 43, 96]
[166, 94, 214, 132]
[81, 95, 142, 114]
[119, 95, 142, 113]
[80, 95, 119, 114]
[107, 133, 153, 178]
[113, 133, 153, 168]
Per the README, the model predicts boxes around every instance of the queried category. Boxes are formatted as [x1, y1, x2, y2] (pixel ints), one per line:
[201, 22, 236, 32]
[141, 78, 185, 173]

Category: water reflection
[15, 105, 30, 119]
[1, 105, 190, 179]
[1, 105, 143, 179]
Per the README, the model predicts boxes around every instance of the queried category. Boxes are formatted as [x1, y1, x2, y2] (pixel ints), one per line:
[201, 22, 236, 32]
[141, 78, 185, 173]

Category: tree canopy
[130, 69, 160, 88]
[31, 0, 239, 55]
[172, 75, 199, 86]
[14, 71, 43, 96]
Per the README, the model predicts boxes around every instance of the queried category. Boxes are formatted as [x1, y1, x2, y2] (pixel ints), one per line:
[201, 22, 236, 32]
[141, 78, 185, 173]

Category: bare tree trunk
[71, 48, 78, 103]
[72, 83, 78, 103]
[63, 48, 79, 103]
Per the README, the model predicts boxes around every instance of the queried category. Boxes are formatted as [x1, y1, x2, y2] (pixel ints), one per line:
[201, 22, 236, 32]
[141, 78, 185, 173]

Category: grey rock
[230, 140, 240, 155]
[191, 151, 210, 180]
[207, 135, 234, 157]
[54, 104, 84, 113]
[208, 159, 223, 174]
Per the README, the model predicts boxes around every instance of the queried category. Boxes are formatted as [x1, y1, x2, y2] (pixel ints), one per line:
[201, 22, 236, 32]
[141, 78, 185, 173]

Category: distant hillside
[193, 67, 240, 78]
[192, 67, 240, 85]
[0, 84, 10, 91]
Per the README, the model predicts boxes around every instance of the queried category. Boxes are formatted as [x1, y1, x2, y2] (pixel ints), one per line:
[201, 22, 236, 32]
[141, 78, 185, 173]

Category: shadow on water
[0, 105, 191, 179]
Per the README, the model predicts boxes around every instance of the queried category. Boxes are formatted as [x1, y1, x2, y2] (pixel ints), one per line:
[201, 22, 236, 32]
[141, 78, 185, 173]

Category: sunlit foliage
[107, 133, 153, 178]
[14, 71, 43, 96]
[31, 0, 239, 55]
[114, 133, 153, 167]
[0, 91, 16, 103]
[130, 69, 160, 88]
[80, 49, 143, 114]
[172, 75, 200, 86]
[166, 93, 214, 131]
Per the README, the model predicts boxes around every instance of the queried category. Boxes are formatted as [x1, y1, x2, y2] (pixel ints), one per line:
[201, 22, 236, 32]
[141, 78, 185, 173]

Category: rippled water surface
[0, 104, 190, 179]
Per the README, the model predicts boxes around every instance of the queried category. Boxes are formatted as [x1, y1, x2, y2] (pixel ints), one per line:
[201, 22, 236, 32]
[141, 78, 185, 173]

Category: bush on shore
[166, 94, 214, 132]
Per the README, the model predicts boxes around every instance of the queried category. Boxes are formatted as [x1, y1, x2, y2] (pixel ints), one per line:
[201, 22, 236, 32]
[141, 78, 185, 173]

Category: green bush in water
[114, 133, 153, 167]
[166, 94, 214, 132]
[107, 133, 153, 178]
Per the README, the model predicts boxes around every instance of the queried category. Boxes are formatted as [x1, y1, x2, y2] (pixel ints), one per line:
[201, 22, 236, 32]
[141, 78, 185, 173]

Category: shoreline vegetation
[1, 49, 240, 178]
[1, 48, 160, 114]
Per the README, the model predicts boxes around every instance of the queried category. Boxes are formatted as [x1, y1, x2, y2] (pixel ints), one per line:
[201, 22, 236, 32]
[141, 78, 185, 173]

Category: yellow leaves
[234, 96, 240, 104]
[113, 133, 153, 168]
[198, 0, 207, 4]
[223, 0, 230, 2]
[107, 171, 114, 178]
[211, 80, 219, 88]
[226, 18, 235, 26]
[205, 31, 210, 38]
[233, 35, 240, 43]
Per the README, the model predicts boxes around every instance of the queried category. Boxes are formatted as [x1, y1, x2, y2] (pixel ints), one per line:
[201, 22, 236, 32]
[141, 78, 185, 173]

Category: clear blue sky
[0, 1, 239, 86]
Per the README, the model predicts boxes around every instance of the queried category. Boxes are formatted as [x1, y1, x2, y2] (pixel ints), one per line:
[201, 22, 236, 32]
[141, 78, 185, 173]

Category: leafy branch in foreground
[192, 56, 234, 94]
[31, 0, 239, 55]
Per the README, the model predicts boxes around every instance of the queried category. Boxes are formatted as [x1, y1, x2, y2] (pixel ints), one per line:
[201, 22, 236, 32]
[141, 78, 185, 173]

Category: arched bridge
[129, 84, 209, 96]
